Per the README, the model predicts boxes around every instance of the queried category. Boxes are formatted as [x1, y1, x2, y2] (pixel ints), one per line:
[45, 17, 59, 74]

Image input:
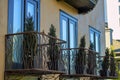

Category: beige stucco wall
[41, 0, 105, 55]
[0, 0, 8, 80]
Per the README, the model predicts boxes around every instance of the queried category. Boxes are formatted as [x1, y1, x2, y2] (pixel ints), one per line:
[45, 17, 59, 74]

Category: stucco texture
[0, 0, 8, 80]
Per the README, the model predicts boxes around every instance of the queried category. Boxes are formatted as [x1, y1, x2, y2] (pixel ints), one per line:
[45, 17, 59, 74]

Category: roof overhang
[57, 0, 98, 14]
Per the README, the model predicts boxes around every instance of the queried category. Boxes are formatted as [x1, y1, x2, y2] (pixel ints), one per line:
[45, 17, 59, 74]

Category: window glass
[13, 0, 22, 33]
[27, 2, 35, 17]
[61, 17, 68, 45]
[70, 21, 76, 48]
[90, 30, 95, 49]
[8, 0, 40, 33]
[90, 27, 100, 53]
[26, 0, 37, 31]
[95, 33, 100, 52]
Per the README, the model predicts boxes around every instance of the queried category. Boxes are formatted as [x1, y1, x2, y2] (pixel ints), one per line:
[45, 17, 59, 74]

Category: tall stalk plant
[87, 42, 96, 74]
[23, 15, 37, 68]
[100, 48, 110, 76]
[75, 35, 86, 74]
[110, 50, 116, 76]
[47, 24, 59, 70]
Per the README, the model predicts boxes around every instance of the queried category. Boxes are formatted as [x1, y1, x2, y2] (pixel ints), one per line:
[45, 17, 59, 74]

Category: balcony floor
[60, 74, 118, 79]
[5, 69, 65, 76]
[91, 76, 118, 79]
[60, 74, 100, 78]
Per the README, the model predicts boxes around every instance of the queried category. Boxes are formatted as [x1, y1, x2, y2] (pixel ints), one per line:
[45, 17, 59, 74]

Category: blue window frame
[60, 11, 78, 49]
[8, 0, 40, 33]
[89, 27, 100, 53]
[60, 11, 78, 74]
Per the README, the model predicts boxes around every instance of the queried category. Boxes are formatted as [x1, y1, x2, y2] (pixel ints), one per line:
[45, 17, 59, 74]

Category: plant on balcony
[23, 14, 37, 68]
[75, 35, 86, 74]
[110, 50, 116, 76]
[100, 48, 110, 76]
[87, 42, 96, 74]
[47, 24, 59, 70]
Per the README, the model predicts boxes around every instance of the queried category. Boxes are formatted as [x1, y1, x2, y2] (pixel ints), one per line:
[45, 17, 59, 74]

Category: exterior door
[60, 11, 78, 74]
[8, 0, 40, 69]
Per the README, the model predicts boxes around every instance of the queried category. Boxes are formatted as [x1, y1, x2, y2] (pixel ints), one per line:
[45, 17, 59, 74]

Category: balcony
[5, 32, 66, 76]
[57, 0, 98, 13]
[5, 32, 117, 79]
[59, 48, 99, 78]
[59, 48, 118, 79]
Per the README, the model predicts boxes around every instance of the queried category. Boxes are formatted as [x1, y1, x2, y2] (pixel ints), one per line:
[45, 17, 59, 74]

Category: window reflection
[62, 19, 67, 42]
[13, 0, 22, 33]
[26, 1, 37, 31]
[90, 28, 100, 53]
[27, 2, 35, 19]
[96, 34, 100, 52]
[70, 22, 75, 48]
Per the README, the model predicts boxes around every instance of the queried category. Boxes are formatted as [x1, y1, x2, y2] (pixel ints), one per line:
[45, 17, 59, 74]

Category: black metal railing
[60, 48, 99, 76]
[5, 31, 66, 72]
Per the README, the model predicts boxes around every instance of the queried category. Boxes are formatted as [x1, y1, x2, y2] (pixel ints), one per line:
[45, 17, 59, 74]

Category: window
[8, 0, 40, 69]
[89, 27, 100, 53]
[60, 11, 78, 49]
[8, 0, 40, 33]
[60, 11, 78, 74]
[89, 27, 101, 75]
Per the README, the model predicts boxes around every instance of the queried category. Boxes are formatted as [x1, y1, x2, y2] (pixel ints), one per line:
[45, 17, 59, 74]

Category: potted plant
[23, 14, 37, 69]
[100, 48, 110, 76]
[75, 35, 86, 74]
[47, 24, 59, 70]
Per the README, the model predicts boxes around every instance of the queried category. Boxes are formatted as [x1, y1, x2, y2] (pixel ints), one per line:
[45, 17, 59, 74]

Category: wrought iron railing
[60, 48, 99, 76]
[5, 32, 66, 73]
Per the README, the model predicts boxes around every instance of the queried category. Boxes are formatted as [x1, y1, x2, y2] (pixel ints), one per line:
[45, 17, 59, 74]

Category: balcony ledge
[60, 74, 100, 78]
[91, 76, 118, 79]
[57, 0, 98, 14]
[60, 74, 118, 79]
[5, 69, 65, 76]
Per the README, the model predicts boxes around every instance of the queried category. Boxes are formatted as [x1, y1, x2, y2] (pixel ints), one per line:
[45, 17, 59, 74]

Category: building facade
[0, 0, 107, 80]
